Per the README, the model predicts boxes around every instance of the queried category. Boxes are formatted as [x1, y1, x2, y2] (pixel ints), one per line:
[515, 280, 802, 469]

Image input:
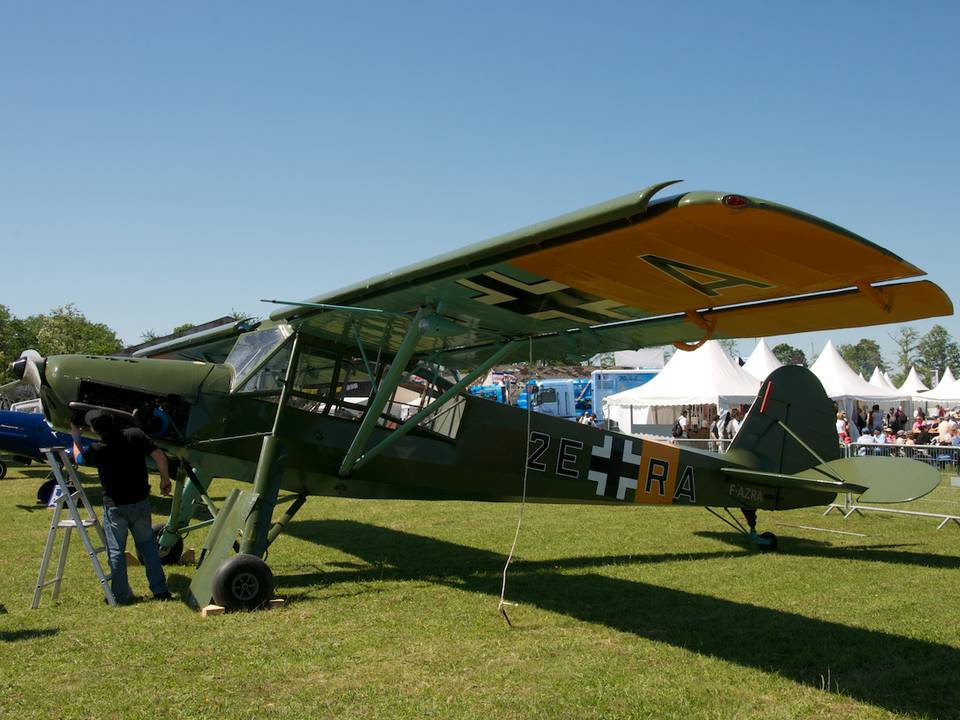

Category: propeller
[1, 350, 45, 398]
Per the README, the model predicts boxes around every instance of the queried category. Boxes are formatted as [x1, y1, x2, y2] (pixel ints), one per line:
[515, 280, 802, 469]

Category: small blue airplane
[0, 405, 91, 502]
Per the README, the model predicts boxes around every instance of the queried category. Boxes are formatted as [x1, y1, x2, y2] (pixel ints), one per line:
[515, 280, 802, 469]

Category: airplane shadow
[284, 519, 959, 718]
[696, 530, 960, 570]
[0, 628, 59, 642]
[5, 467, 53, 479]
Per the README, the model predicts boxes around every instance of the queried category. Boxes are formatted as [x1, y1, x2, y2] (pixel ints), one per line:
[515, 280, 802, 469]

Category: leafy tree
[0, 305, 40, 382]
[838, 338, 886, 378]
[0, 305, 20, 382]
[917, 324, 960, 386]
[1, 304, 122, 385]
[771, 343, 807, 367]
[717, 338, 738, 359]
[28, 305, 122, 357]
[889, 326, 920, 387]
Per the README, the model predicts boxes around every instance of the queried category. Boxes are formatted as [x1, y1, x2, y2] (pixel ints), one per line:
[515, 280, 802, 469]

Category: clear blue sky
[2, 1, 957, 365]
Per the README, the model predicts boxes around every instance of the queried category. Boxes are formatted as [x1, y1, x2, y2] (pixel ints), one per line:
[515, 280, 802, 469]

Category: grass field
[1, 463, 959, 720]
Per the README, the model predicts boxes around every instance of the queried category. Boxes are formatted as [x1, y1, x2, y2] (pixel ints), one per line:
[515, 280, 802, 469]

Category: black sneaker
[107, 595, 141, 606]
[153, 592, 173, 601]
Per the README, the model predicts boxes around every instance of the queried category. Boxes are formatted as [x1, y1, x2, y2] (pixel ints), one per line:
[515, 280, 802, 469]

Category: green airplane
[11, 181, 952, 611]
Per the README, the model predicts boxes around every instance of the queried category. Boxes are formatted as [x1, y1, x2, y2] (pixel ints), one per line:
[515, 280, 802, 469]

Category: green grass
[1, 463, 959, 719]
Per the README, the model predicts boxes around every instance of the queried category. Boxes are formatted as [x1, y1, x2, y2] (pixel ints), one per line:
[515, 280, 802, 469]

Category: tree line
[0, 304, 123, 383]
[771, 324, 960, 387]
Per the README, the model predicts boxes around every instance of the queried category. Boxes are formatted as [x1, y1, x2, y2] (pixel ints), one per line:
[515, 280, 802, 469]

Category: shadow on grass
[284, 518, 959, 718]
[13, 479, 178, 518]
[696, 530, 960, 569]
[0, 628, 59, 642]
[5, 467, 53, 479]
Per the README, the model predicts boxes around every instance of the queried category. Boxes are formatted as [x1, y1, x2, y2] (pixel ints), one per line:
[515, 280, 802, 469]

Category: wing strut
[338, 307, 429, 477]
[339, 338, 520, 476]
[775, 420, 847, 484]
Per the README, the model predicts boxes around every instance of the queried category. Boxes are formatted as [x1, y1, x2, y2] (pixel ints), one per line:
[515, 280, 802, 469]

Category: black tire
[36, 478, 56, 504]
[138, 522, 184, 565]
[211, 554, 274, 611]
[758, 531, 778, 553]
[0, 461, 7, 480]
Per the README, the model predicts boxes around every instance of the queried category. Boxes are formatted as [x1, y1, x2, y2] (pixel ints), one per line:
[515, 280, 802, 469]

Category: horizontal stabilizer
[721, 467, 865, 495]
[723, 456, 940, 504]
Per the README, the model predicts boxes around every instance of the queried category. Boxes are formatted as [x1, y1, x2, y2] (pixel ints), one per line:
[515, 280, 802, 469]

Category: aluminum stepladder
[32, 447, 117, 608]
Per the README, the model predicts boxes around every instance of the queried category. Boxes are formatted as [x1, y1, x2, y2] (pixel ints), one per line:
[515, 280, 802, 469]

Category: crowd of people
[835, 403, 960, 449]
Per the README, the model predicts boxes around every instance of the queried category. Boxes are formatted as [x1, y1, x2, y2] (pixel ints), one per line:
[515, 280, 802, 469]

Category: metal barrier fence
[669, 438, 733, 453]
[844, 440, 960, 468]
[826, 442, 960, 529]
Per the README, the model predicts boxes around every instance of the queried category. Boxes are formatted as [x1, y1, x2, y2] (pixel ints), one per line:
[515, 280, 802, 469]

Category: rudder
[726, 365, 842, 474]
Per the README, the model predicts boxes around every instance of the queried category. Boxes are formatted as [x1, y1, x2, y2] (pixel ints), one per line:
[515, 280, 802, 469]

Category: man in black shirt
[71, 410, 173, 604]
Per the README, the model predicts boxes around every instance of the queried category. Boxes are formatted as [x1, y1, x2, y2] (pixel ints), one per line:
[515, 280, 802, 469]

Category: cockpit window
[238, 344, 291, 394]
[225, 325, 292, 392]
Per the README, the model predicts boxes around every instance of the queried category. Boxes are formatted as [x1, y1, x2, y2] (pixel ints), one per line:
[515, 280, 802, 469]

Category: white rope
[498, 337, 533, 626]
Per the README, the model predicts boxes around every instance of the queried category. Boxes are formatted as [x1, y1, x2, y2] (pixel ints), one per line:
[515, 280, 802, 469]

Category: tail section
[727, 365, 841, 474]
[725, 365, 939, 504]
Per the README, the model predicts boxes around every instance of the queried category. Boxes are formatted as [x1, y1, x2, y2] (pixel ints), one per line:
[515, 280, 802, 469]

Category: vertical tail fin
[727, 365, 842, 474]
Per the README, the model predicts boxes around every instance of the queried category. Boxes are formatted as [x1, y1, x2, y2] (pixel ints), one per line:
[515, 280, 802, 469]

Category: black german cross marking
[457, 272, 627, 325]
[588, 435, 640, 500]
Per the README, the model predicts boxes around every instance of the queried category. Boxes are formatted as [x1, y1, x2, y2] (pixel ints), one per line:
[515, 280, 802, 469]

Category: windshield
[224, 325, 292, 391]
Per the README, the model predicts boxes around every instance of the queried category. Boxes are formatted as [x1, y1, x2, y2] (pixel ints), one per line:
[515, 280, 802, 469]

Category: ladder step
[57, 519, 97, 528]
[38, 576, 64, 588]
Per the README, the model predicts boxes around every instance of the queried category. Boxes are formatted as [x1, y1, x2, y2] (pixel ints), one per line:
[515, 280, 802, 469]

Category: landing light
[721, 194, 751, 208]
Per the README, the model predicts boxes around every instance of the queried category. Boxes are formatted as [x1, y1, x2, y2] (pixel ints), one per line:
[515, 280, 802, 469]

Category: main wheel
[757, 531, 778, 553]
[138, 522, 184, 565]
[0, 461, 7, 480]
[212, 554, 274, 611]
[36, 477, 56, 504]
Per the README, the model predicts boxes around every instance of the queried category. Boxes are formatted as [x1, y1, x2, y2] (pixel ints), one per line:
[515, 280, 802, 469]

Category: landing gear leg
[193, 333, 301, 612]
[742, 508, 778, 552]
[208, 437, 287, 611]
[155, 462, 199, 565]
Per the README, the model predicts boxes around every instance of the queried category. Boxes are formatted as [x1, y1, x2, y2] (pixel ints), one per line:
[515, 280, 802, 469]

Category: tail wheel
[0, 461, 7, 480]
[212, 554, 274, 611]
[138, 522, 184, 565]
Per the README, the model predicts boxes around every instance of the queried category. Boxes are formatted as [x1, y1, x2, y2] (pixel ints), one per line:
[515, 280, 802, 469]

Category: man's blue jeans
[102, 497, 168, 603]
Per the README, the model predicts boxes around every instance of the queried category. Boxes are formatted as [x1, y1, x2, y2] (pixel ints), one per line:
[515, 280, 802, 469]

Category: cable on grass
[498, 337, 533, 627]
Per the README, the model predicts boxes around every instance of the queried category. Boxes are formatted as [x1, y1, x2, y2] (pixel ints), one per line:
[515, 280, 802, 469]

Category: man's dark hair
[85, 410, 116, 434]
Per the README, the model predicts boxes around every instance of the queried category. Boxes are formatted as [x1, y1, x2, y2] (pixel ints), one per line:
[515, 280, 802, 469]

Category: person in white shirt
[723, 408, 742, 439]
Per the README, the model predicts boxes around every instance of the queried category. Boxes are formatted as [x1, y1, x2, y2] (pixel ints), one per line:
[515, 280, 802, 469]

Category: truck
[517, 378, 591, 420]
[471, 368, 660, 422]
[589, 368, 660, 423]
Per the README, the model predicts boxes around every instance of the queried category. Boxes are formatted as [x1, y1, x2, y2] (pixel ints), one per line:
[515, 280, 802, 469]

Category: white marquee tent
[602, 340, 760, 433]
[934, 367, 955, 389]
[810, 341, 906, 427]
[742, 339, 783, 381]
[898, 366, 929, 396]
[868, 367, 894, 391]
[916, 374, 960, 405]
